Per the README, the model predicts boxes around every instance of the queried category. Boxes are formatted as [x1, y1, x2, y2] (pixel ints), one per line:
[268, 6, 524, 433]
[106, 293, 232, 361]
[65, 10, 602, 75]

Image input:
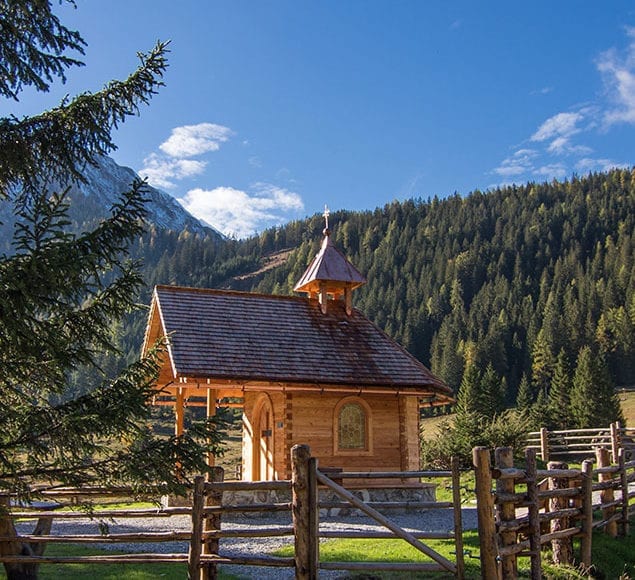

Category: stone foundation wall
[221, 484, 437, 518]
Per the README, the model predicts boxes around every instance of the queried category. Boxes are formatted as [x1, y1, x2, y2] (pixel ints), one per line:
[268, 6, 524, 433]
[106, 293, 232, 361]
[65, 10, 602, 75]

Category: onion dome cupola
[293, 206, 366, 315]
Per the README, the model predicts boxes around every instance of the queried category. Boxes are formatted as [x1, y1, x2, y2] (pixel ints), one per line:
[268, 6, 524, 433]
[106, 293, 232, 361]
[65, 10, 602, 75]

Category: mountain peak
[79, 156, 222, 238]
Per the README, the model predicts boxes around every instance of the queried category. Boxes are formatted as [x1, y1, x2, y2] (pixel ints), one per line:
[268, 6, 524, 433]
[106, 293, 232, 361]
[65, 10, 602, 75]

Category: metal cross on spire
[323, 204, 330, 231]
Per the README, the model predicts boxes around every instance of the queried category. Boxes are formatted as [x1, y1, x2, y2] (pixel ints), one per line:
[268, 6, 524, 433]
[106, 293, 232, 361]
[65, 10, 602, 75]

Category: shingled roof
[145, 285, 451, 398]
[293, 231, 366, 295]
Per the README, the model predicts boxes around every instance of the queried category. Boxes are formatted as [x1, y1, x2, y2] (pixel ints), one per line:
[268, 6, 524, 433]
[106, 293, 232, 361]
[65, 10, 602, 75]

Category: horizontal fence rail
[1, 431, 631, 579]
[474, 445, 635, 580]
[526, 422, 635, 463]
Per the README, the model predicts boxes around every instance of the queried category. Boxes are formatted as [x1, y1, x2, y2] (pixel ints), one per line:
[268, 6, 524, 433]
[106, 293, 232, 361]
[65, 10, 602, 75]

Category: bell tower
[293, 206, 366, 315]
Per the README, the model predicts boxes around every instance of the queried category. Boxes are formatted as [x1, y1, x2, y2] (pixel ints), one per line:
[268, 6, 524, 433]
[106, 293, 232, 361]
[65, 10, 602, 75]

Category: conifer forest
[122, 168, 635, 427]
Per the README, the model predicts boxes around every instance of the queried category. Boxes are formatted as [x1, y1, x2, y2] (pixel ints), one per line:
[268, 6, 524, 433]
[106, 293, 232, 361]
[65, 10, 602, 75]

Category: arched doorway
[253, 394, 274, 480]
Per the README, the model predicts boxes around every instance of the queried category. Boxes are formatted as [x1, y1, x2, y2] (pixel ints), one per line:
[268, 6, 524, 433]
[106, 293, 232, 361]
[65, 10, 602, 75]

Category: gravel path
[17, 508, 478, 579]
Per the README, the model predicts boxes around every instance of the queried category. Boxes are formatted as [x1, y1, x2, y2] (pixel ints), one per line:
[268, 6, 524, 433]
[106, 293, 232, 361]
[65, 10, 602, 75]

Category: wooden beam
[207, 388, 216, 468]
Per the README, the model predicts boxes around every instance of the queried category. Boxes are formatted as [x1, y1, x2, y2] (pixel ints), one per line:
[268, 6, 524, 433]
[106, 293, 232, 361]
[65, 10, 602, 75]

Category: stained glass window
[338, 402, 366, 450]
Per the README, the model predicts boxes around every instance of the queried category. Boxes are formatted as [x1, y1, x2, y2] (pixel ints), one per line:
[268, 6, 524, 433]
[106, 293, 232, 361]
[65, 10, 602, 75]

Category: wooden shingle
[147, 285, 451, 398]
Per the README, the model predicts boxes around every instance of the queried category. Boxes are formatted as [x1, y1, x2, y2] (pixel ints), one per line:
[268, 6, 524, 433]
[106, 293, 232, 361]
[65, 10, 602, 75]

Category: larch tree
[0, 2, 219, 578]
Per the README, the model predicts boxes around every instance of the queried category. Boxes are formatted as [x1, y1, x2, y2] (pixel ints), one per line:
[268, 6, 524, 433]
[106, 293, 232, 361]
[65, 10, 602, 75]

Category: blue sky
[4, 2, 635, 237]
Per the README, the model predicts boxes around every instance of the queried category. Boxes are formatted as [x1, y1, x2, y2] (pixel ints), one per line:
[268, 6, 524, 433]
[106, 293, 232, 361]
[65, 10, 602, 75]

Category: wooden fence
[526, 421, 635, 463]
[0, 486, 199, 574]
[3, 440, 633, 579]
[192, 444, 465, 578]
[0, 445, 465, 579]
[473, 445, 635, 580]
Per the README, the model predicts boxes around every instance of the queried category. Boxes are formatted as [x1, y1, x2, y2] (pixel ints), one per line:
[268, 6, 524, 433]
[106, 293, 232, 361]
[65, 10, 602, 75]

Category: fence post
[472, 447, 498, 580]
[201, 466, 224, 580]
[292, 444, 317, 580]
[596, 447, 617, 537]
[495, 447, 516, 580]
[580, 460, 593, 568]
[308, 456, 319, 576]
[618, 448, 629, 537]
[540, 428, 549, 462]
[525, 448, 542, 580]
[188, 476, 205, 580]
[451, 456, 465, 580]
[610, 422, 620, 464]
[548, 461, 572, 566]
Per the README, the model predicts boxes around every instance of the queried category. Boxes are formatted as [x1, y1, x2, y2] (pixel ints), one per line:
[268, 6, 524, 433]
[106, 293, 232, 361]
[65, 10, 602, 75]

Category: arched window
[334, 397, 372, 454]
[339, 403, 365, 449]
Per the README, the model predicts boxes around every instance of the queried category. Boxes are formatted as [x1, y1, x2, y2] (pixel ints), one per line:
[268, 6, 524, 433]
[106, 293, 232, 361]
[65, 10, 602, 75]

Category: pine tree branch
[0, 41, 169, 199]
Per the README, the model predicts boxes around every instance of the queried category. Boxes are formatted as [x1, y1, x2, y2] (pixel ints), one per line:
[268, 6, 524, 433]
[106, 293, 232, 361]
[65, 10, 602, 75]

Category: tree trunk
[0, 497, 52, 580]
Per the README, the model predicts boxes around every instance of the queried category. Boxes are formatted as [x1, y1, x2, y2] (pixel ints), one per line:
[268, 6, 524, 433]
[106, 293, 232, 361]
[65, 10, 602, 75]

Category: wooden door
[254, 395, 274, 480]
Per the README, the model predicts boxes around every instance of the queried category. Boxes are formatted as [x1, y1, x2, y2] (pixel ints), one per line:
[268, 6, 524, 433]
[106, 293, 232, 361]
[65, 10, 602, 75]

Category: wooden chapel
[142, 215, 453, 481]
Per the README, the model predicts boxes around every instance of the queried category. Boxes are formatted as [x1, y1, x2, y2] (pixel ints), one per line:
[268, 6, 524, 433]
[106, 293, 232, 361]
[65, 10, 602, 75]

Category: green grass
[0, 544, 240, 579]
[272, 519, 635, 579]
[274, 531, 482, 578]
[1, 520, 632, 579]
[420, 470, 476, 504]
[0, 545, 186, 580]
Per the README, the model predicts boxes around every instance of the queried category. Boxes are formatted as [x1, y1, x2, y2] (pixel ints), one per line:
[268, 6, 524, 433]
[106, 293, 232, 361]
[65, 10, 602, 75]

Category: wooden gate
[291, 444, 465, 579]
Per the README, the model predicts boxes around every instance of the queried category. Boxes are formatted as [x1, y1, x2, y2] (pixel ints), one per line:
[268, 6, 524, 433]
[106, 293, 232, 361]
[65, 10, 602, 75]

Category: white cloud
[547, 137, 593, 156]
[179, 183, 305, 238]
[493, 149, 538, 177]
[139, 122, 303, 236]
[531, 111, 583, 143]
[492, 28, 635, 186]
[597, 26, 635, 125]
[575, 157, 627, 173]
[139, 122, 234, 189]
[534, 163, 567, 179]
[140, 154, 207, 189]
[159, 123, 234, 158]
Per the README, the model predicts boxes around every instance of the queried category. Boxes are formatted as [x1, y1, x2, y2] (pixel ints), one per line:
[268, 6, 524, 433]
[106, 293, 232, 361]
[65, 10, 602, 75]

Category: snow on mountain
[78, 156, 222, 238]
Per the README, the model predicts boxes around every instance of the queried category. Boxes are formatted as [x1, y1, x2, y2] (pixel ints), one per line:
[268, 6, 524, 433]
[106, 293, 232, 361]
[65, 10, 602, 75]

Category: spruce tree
[592, 352, 625, 426]
[530, 327, 555, 400]
[480, 363, 506, 417]
[456, 360, 481, 416]
[515, 374, 533, 411]
[548, 349, 572, 429]
[570, 346, 624, 428]
[0, 3, 218, 577]
[570, 346, 597, 428]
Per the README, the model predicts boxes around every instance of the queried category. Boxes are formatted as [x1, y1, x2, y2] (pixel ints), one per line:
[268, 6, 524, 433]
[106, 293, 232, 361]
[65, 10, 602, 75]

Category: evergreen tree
[0, 3, 218, 577]
[530, 388, 552, 430]
[480, 363, 506, 417]
[548, 349, 572, 429]
[570, 346, 624, 428]
[592, 352, 625, 426]
[455, 360, 481, 416]
[530, 328, 555, 400]
[570, 347, 597, 428]
[515, 374, 533, 411]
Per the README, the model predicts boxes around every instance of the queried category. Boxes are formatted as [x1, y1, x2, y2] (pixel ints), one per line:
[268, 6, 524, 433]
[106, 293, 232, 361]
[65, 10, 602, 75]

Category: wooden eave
[155, 377, 453, 406]
[142, 289, 178, 381]
[146, 285, 454, 405]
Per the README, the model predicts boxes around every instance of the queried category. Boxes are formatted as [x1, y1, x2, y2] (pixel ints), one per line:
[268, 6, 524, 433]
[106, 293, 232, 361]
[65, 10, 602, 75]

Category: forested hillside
[134, 168, 635, 410]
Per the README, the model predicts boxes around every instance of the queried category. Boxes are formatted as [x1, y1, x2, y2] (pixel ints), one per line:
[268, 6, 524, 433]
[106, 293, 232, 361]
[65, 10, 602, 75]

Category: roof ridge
[154, 284, 310, 303]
